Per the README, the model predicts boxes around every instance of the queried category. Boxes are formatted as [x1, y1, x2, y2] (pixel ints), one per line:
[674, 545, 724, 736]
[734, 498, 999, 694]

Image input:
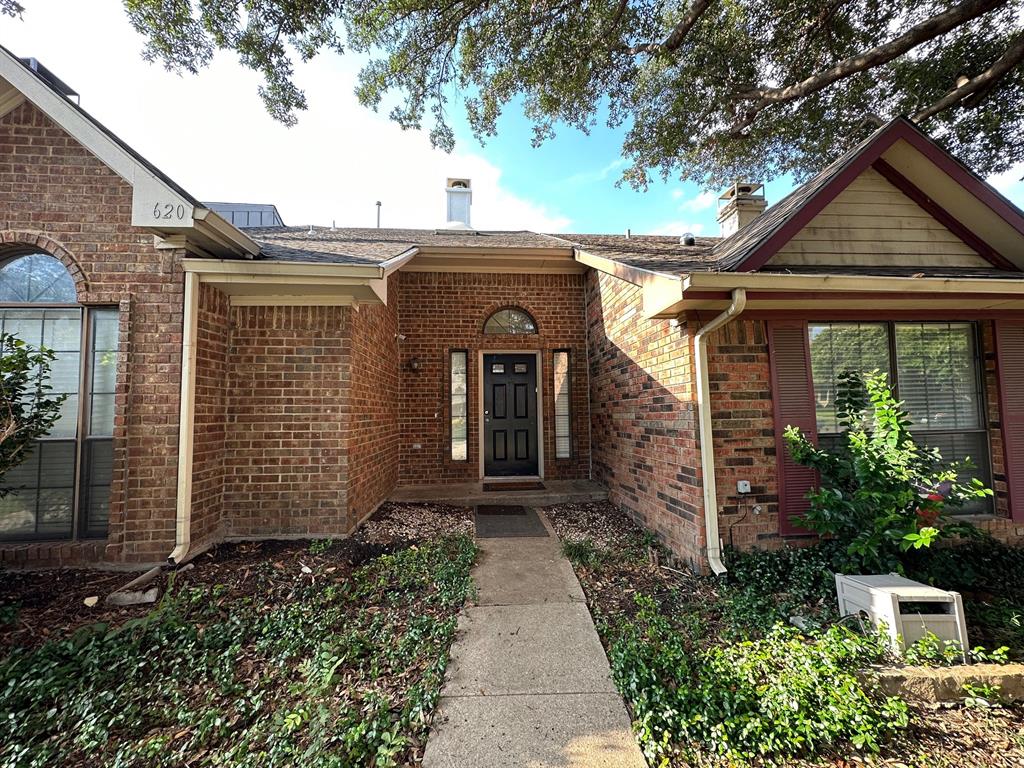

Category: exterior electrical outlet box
[736, 480, 751, 494]
[835, 573, 970, 661]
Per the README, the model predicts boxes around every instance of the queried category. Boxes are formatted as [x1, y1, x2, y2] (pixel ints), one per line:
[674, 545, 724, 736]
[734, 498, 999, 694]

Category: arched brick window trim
[0, 231, 89, 297]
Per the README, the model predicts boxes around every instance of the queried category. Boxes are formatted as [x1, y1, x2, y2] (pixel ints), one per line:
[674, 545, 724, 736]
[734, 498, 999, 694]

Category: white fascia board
[681, 271, 1024, 294]
[0, 52, 253, 258]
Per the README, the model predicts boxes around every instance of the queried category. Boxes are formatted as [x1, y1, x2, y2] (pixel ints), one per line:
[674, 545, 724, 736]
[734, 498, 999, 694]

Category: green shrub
[784, 371, 990, 572]
[607, 595, 908, 765]
[0, 535, 476, 768]
[722, 542, 845, 634]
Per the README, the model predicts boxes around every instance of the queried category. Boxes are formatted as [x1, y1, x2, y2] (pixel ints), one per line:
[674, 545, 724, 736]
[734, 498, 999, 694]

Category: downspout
[169, 270, 199, 565]
[694, 288, 747, 576]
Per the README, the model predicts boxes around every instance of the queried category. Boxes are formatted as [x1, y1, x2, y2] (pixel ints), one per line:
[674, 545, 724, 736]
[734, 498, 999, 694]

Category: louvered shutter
[767, 320, 818, 535]
[995, 320, 1024, 522]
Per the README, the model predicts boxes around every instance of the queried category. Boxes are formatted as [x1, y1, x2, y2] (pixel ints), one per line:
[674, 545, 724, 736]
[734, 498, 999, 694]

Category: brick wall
[397, 271, 590, 484]
[709, 316, 1024, 552]
[222, 305, 353, 537]
[191, 283, 231, 548]
[585, 270, 705, 567]
[0, 102, 184, 566]
[348, 278, 400, 524]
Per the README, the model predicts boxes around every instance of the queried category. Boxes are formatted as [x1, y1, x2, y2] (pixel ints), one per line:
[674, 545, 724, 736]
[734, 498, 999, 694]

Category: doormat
[482, 481, 546, 492]
[475, 505, 549, 538]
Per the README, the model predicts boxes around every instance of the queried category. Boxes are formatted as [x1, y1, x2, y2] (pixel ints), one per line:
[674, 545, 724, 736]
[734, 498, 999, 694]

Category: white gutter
[169, 270, 199, 565]
[694, 288, 747, 576]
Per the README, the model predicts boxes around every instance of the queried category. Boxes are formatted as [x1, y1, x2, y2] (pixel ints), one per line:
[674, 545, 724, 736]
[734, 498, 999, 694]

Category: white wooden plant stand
[835, 573, 970, 662]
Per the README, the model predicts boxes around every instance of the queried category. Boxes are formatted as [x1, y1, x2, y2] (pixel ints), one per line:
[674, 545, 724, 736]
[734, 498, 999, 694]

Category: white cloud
[0, 2, 571, 232]
[563, 158, 625, 187]
[643, 221, 706, 237]
[678, 191, 717, 213]
[988, 164, 1024, 195]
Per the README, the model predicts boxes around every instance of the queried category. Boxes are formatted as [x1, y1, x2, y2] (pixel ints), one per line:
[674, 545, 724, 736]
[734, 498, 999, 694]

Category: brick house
[2, 49, 1023, 572]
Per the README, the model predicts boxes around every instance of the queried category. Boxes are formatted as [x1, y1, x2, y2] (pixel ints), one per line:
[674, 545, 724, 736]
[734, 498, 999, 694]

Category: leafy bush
[606, 595, 908, 764]
[784, 370, 990, 572]
[0, 332, 66, 495]
[0, 535, 476, 768]
[722, 542, 845, 635]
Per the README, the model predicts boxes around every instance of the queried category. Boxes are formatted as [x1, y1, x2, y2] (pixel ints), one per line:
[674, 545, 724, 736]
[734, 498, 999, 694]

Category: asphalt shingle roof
[251, 227, 569, 266]
[556, 233, 720, 272]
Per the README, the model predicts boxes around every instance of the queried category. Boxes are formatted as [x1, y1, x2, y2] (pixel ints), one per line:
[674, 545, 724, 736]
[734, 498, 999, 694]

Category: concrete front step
[390, 479, 608, 508]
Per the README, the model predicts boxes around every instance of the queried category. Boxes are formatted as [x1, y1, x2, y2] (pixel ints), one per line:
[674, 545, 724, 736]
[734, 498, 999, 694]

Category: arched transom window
[484, 307, 537, 335]
[0, 252, 117, 542]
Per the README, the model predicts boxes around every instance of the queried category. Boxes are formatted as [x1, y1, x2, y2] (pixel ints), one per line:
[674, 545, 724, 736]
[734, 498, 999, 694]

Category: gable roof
[0, 45, 257, 258]
[712, 117, 1024, 273]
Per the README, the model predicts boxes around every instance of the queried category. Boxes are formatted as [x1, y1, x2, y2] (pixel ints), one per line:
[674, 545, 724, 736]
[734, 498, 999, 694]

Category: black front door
[483, 354, 539, 476]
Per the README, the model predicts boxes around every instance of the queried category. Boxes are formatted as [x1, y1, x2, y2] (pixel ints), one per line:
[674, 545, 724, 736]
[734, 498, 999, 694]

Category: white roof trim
[0, 49, 257, 258]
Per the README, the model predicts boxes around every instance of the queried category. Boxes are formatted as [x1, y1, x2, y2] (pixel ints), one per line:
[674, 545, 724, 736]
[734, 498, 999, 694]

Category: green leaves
[0, 535, 477, 767]
[0, 332, 67, 499]
[117, 0, 1024, 186]
[607, 597, 909, 763]
[784, 370, 991, 573]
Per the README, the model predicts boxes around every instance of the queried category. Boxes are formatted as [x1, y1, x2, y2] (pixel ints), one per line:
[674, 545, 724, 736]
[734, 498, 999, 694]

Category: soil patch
[0, 501, 472, 651]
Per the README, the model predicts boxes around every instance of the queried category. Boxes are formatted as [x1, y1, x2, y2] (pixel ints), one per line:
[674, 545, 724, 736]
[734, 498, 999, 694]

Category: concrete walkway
[423, 513, 646, 768]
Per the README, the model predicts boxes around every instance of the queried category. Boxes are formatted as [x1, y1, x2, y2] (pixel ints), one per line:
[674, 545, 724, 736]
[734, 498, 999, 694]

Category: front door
[483, 354, 539, 476]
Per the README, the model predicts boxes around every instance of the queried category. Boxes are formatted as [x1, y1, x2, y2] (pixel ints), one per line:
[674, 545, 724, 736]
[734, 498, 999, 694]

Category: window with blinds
[450, 350, 468, 461]
[0, 253, 119, 541]
[808, 321, 989, 514]
[553, 350, 571, 459]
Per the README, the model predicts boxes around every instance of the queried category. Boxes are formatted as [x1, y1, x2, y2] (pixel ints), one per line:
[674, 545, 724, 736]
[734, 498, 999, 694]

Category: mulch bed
[544, 500, 1024, 767]
[0, 501, 472, 652]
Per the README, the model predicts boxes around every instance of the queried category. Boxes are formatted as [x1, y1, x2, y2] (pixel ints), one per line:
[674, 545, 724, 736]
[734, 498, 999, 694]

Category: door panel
[483, 354, 539, 476]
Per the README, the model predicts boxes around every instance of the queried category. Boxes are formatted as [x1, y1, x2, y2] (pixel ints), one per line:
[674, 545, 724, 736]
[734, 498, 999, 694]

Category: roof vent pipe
[681, 233, 696, 246]
[444, 178, 472, 230]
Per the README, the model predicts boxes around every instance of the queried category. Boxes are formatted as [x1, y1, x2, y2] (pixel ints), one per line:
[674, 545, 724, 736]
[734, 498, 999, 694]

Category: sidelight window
[553, 350, 572, 458]
[450, 350, 468, 461]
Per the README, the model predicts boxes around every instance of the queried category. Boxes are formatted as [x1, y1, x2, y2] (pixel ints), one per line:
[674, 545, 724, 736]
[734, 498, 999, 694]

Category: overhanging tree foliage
[8, 1, 1024, 187]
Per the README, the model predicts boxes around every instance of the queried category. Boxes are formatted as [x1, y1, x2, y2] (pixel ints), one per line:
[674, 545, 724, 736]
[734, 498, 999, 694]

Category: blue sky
[1, 2, 1022, 236]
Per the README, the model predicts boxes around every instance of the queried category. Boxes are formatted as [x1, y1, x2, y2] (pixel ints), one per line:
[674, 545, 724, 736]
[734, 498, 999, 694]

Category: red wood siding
[767, 320, 818, 535]
[995, 319, 1024, 522]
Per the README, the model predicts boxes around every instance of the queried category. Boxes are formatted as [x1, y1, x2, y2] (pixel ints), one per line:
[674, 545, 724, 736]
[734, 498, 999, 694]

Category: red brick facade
[2, 99, 1021, 572]
[0, 102, 184, 566]
[707, 316, 1024, 553]
[585, 270, 706, 567]
[396, 271, 590, 485]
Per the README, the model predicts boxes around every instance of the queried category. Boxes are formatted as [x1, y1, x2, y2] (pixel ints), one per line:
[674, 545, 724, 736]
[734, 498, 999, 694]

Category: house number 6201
[153, 203, 186, 220]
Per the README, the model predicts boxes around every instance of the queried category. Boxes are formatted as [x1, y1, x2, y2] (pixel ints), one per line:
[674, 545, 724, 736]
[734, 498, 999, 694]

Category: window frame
[552, 349, 572, 460]
[808, 319, 993, 514]
[449, 349, 469, 462]
[0, 254, 118, 542]
[482, 307, 538, 336]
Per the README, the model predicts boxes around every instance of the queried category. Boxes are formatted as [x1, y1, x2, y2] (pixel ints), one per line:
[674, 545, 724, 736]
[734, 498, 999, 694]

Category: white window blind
[451, 351, 467, 461]
[553, 351, 571, 459]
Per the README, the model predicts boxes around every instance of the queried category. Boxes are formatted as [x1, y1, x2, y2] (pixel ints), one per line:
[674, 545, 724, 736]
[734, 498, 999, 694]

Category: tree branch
[912, 33, 1024, 122]
[729, 0, 1010, 135]
[625, 0, 713, 55]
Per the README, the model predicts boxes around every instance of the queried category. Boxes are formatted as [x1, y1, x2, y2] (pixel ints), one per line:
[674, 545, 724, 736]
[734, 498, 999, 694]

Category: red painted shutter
[767, 320, 818, 535]
[994, 320, 1024, 522]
